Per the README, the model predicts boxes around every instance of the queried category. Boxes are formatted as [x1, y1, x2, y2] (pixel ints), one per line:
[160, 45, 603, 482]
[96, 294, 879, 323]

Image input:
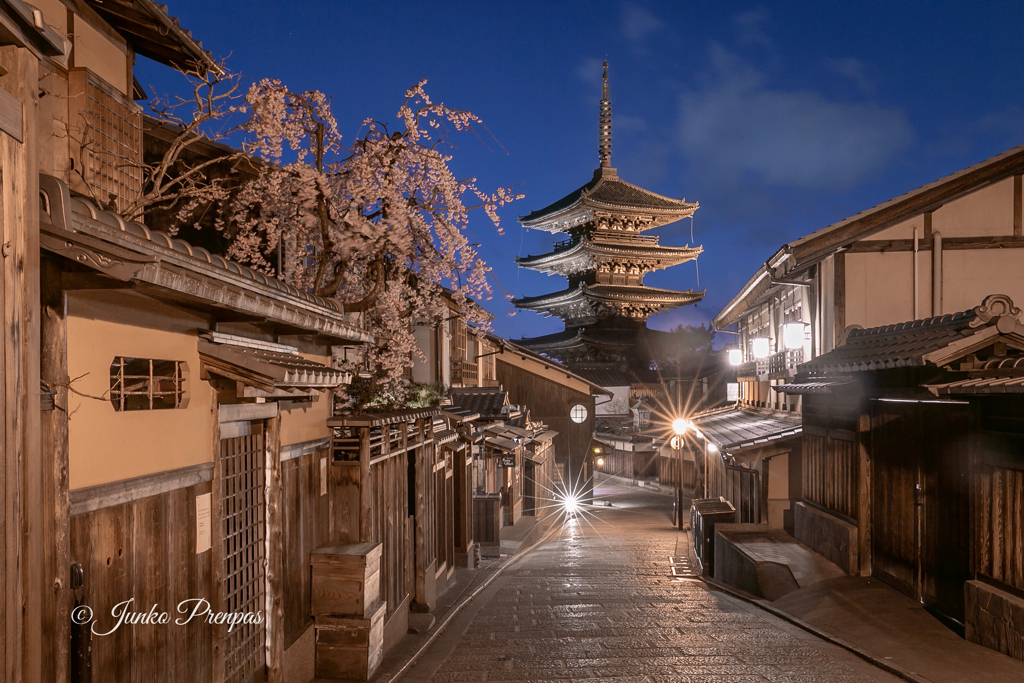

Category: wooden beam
[846, 235, 1024, 253]
[69, 462, 214, 516]
[923, 211, 933, 239]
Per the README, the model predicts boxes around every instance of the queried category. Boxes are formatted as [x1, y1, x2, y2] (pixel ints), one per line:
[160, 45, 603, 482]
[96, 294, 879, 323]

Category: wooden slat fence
[803, 428, 858, 520]
[977, 465, 1024, 592]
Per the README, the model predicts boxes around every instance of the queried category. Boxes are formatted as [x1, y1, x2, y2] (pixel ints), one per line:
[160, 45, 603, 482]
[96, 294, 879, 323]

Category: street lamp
[671, 418, 690, 530]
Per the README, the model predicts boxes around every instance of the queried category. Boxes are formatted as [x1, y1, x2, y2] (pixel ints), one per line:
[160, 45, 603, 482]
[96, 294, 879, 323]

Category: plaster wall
[278, 353, 333, 447]
[411, 325, 433, 384]
[870, 215, 926, 241]
[73, 14, 129, 95]
[67, 291, 214, 489]
[939, 249, 1024, 315]
[932, 178, 1014, 237]
[845, 251, 916, 328]
[766, 454, 789, 530]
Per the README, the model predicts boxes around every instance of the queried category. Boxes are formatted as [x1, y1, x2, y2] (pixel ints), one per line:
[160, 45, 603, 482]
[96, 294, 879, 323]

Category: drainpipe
[932, 231, 943, 316]
[913, 226, 919, 319]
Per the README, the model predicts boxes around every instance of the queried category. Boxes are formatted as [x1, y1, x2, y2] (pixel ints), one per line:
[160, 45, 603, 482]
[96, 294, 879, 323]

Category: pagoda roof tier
[515, 233, 703, 276]
[516, 325, 678, 352]
[513, 283, 705, 321]
[519, 166, 698, 233]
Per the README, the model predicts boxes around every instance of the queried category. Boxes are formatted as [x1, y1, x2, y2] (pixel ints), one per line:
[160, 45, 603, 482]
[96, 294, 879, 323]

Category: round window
[570, 404, 588, 423]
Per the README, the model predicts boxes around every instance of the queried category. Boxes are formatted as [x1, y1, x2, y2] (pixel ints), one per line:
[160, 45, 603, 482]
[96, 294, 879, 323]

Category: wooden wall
[280, 448, 331, 648]
[496, 360, 596, 499]
[802, 427, 858, 520]
[976, 465, 1024, 593]
[69, 482, 214, 683]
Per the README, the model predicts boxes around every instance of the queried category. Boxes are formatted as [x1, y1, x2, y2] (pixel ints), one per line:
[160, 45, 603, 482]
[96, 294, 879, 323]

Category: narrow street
[399, 479, 900, 683]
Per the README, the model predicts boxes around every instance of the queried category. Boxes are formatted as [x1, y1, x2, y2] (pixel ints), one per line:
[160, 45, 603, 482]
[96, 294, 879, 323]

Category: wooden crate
[314, 601, 386, 681]
[311, 542, 382, 617]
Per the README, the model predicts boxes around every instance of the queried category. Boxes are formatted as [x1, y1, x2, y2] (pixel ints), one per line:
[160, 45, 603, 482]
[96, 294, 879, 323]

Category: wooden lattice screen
[220, 434, 267, 683]
[69, 69, 143, 212]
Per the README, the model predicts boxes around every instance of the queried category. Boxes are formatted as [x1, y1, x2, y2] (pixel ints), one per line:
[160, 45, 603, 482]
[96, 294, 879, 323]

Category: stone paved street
[402, 478, 901, 683]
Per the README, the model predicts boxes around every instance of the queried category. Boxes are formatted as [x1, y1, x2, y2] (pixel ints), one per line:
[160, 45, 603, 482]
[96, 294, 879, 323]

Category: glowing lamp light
[561, 495, 580, 515]
[596, 457, 605, 467]
[593, 447, 601, 454]
[782, 323, 806, 350]
[727, 349, 743, 366]
[672, 418, 690, 436]
[670, 436, 681, 449]
[751, 337, 770, 359]
[707, 442, 719, 454]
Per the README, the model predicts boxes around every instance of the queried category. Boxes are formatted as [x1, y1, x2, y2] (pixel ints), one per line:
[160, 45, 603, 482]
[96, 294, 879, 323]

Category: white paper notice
[320, 457, 327, 496]
[196, 493, 212, 554]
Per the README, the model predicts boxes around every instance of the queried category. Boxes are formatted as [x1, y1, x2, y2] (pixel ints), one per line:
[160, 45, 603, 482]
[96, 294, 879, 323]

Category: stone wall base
[793, 501, 858, 575]
[965, 580, 1024, 662]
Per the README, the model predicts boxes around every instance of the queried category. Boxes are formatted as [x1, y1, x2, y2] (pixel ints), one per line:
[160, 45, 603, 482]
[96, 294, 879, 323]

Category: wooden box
[314, 600, 386, 681]
[311, 542, 382, 617]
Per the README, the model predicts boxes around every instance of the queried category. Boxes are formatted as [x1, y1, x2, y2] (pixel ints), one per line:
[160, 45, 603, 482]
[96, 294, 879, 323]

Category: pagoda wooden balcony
[768, 348, 803, 379]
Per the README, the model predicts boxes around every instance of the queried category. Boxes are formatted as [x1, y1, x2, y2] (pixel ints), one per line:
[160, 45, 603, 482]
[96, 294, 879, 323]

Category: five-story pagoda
[513, 63, 705, 367]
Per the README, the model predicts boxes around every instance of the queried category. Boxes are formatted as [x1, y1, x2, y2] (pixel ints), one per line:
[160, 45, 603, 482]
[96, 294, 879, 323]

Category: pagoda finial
[599, 61, 612, 168]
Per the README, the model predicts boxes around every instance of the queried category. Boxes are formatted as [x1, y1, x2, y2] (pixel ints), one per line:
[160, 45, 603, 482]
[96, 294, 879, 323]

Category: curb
[696, 575, 930, 683]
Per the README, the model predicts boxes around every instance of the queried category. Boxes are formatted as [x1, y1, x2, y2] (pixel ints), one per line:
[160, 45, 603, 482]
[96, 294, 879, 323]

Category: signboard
[195, 493, 212, 554]
[498, 455, 515, 468]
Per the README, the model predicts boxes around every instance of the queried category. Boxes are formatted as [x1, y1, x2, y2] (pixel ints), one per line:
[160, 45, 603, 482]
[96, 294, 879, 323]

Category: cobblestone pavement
[407, 479, 901, 683]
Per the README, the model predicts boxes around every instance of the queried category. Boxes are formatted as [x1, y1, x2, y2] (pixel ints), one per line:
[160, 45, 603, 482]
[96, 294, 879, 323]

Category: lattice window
[70, 69, 143, 212]
[109, 357, 188, 411]
[220, 434, 267, 683]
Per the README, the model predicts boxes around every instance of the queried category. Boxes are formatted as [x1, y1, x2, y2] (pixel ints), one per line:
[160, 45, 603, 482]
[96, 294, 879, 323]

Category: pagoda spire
[598, 61, 612, 168]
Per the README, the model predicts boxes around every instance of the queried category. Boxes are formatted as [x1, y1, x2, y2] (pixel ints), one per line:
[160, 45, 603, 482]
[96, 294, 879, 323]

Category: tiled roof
[450, 388, 509, 418]
[520, 167, 697, 225]
[799, 310, 977, 374]
[692, 408, 801, 451]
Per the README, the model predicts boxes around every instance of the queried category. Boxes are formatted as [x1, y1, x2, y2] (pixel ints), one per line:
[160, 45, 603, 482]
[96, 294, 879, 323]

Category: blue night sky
[137, 2, 1024, 342]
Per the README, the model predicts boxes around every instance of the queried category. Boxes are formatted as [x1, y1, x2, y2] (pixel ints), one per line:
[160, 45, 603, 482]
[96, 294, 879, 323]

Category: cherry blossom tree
[228, 79, 521, 404]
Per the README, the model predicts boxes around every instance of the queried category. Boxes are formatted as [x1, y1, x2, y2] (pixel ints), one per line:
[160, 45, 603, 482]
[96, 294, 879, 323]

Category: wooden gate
[219, 433, 267, 683]
[870, 400, 971, 622]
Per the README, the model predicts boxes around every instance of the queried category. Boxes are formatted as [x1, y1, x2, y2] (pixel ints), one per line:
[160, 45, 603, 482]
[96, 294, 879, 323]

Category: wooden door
[871, 400, 918, 597]
[871, 400, 971, 622]
[523, 461, 536, 515]
[920, 402, 971, 623]
[220, 432, 267, 683]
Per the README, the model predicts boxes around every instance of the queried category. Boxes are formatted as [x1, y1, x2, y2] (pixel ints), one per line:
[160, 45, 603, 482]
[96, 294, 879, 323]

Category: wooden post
[414, 419, 427, 607]
[41, 258, 71, 683]
[0, 45, 40, 683]
[857, 413, 872, 576]
[833, 251, 846, 348]
[265, 414, 285, 683]
[210, 394, 226, 683]
[359, 426, 371, 543]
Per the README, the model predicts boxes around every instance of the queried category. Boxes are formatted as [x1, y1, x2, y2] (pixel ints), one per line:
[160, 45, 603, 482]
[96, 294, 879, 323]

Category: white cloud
[577, 57, 605, 86]
[734, 8, 771, 47]
[622, 4, 664, 46]
[679, 44, 913, 191]
[826, 57, 875, 95]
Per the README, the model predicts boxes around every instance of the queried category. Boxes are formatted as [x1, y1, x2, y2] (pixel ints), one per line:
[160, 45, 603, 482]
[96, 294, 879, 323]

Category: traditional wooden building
[707, 141, 1024, 536]
[775, 294, 1024, 660]
[512, 63, 703, 369]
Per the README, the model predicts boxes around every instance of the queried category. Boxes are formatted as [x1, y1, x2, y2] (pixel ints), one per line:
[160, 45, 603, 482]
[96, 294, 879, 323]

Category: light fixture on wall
[752, 337, 770, 359]
[781, 322, 807, 350]
[727, 349, 742, 366]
